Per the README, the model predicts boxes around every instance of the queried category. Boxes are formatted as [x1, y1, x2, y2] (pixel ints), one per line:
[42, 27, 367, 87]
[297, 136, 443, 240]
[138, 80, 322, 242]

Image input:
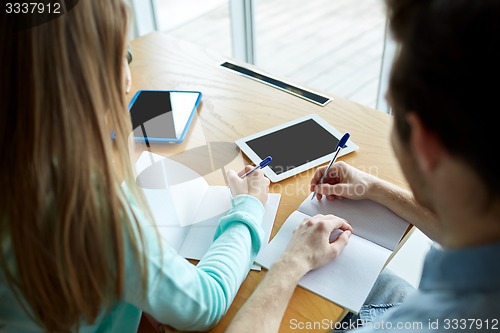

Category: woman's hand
[310, 161, 380, 201]
[227, 166, 270, 206]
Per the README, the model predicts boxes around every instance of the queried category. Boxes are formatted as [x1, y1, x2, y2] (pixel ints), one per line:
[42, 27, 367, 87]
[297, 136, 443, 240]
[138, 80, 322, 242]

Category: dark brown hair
[386, 0, 500, 197]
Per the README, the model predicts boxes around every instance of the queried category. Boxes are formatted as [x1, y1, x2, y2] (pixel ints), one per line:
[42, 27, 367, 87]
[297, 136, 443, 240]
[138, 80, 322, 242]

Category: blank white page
[255, 210, 392, 313]
[180, 193, 281, 271]
[190, 186, 232, 225]
[168, 177, 209, 226]
[300, 198, 409, 250]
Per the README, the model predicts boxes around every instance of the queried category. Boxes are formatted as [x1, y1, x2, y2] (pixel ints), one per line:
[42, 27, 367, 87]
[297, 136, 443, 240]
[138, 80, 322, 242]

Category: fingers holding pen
[310, 164, 343, 199]
[237, 165, 256, 178]
[228, 166, 270, 205]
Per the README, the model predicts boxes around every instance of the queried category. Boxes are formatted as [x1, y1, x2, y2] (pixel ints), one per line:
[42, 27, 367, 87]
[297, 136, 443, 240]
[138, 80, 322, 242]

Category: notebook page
[155, 226, 190, 253]
[190, 186, 232, 225]
[134, 151, 212, 226]
[180, 193, 281, 271]
[135, 151, 204, 188]
[299, 197, 409, 251]
[168, 177, 210, 226]
[255, 210, 392, 313]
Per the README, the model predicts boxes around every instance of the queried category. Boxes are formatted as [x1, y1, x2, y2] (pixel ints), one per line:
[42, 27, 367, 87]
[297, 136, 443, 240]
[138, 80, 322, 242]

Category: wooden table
[129, 32, 409, 333]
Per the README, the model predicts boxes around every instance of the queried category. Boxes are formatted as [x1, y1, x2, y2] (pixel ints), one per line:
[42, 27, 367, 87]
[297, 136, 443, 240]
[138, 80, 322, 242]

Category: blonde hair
[0, 1, 149, 331]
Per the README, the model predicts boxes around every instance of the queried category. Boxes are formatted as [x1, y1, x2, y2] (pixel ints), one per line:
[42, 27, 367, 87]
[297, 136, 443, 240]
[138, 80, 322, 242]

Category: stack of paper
[133, 151, 281, 270]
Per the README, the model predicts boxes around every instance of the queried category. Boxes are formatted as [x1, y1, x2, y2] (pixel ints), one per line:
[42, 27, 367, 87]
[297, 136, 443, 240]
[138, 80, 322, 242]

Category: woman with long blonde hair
[0, 1, 269, 332]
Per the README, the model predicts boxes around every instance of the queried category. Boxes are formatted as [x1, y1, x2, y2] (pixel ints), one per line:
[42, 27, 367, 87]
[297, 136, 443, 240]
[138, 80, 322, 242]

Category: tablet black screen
[245, 118, 340, 175]
[129, 90, 200, 142]
[130, 91, 175, 139]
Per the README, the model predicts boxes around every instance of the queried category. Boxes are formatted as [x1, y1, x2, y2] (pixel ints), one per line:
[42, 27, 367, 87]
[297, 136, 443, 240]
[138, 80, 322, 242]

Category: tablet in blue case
[127, 90, 202, 144]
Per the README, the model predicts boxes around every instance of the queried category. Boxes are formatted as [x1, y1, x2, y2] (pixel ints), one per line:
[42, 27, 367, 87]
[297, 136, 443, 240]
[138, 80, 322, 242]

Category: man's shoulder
[353, 290, 500, 332]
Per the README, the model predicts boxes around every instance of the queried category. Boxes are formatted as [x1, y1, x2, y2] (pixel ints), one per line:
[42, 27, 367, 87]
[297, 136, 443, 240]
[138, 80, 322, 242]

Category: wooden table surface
[128, 32, 408, 333]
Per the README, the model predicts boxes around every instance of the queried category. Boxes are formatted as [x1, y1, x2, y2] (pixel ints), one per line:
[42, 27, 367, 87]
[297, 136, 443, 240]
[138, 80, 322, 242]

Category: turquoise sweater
[0, 194, 265, 332]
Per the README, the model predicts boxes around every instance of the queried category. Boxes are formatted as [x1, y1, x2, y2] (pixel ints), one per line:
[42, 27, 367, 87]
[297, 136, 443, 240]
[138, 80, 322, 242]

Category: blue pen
[311, 133, 350, 200]
[241, 156, 273, 178]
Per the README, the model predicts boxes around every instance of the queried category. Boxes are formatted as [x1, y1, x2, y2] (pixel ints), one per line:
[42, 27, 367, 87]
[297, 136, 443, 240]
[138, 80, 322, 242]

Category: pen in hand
[240, 156, 273, 178]
[311, 133, 350, 200]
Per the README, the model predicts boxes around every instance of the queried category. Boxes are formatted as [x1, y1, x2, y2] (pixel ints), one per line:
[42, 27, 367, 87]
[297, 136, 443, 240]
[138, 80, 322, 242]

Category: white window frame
[129, 0, 254, 63]
[126, 0, 159, 38]
[130, 1, 393, 114]
[376, 19, 398, 114]
[229, 0, 255, 64]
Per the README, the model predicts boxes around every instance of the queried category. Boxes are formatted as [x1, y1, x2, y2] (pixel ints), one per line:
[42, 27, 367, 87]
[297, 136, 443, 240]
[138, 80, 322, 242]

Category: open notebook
[133, 151, 281, 270]
[255, 195, 409, 313]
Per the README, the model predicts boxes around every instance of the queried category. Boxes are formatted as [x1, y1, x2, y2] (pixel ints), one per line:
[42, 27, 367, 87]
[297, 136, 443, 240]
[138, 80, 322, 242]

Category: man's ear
[406, 113, 443, 172]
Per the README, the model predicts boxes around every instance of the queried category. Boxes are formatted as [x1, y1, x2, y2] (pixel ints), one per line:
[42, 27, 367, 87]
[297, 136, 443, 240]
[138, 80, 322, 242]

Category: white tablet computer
[235, 114, 359, 182]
